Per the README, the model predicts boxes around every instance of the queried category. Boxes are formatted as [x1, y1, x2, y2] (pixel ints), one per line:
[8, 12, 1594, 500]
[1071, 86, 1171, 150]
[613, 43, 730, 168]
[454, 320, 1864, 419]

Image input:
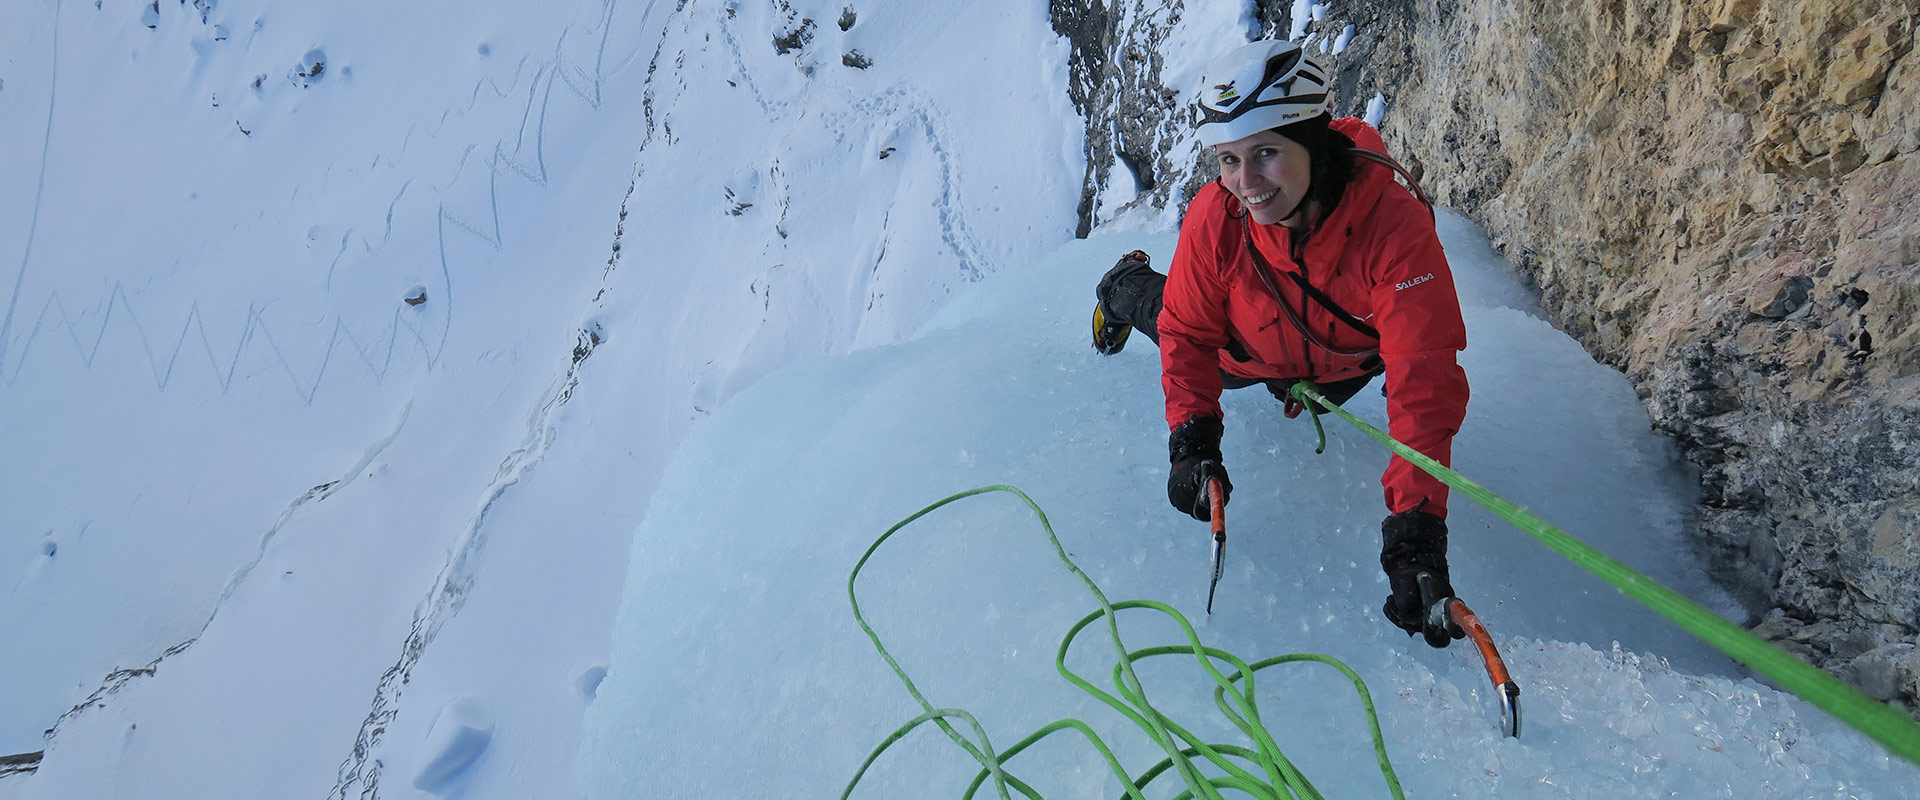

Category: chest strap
[1242, 222, 1381, 357]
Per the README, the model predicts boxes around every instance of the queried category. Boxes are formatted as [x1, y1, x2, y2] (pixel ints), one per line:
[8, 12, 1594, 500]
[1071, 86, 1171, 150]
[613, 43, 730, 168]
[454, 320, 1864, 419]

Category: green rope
[1288, 382, 1920, 767]
[845, 485, 1406, 799]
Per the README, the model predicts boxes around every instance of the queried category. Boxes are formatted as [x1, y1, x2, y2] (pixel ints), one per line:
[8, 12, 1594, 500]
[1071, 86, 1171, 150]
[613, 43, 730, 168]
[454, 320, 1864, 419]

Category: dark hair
[1215, 116, 1362, 226]
[1275, 115, 1359, 224]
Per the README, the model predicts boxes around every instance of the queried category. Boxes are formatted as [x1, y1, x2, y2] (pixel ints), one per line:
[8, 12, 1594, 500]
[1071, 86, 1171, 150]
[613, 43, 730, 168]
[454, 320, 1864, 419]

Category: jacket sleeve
[1370, 213, 1469, 518]
[1159, 195, 1232, 431]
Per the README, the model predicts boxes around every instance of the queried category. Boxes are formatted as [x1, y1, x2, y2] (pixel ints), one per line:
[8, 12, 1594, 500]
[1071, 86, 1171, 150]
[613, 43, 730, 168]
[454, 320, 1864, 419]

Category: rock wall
[1053, 0, 1920, 710]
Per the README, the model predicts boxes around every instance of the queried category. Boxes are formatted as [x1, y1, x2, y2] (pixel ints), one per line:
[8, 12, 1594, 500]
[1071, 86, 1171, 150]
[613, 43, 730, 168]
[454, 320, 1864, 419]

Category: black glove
[1167, 416, 1230, 522]
[1380, 509, 1465, 648]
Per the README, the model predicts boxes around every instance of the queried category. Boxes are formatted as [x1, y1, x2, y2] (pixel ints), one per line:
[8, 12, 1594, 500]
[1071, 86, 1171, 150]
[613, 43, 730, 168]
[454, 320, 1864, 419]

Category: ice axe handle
[1447, 598, 1522, 739]
[1207, 476, 1225, 537]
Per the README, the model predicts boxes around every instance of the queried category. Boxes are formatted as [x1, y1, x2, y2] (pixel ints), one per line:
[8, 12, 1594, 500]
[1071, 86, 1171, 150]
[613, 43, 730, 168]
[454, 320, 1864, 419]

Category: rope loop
[845, 485, 1406, 799]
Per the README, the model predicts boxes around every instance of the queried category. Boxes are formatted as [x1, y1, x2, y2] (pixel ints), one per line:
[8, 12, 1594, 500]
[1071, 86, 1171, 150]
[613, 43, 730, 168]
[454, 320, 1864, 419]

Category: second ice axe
[1205, 476, 1226, 614]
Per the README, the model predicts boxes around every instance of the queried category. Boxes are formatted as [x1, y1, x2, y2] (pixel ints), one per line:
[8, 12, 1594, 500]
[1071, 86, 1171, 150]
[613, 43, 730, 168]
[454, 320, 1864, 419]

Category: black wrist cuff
[1169, 416, 1224, 464]
[1381, 510, 1448, 570]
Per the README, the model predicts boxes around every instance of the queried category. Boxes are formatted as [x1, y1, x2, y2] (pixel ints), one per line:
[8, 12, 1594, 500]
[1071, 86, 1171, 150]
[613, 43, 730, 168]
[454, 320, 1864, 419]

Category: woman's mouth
[1246, 188, 1278, 206]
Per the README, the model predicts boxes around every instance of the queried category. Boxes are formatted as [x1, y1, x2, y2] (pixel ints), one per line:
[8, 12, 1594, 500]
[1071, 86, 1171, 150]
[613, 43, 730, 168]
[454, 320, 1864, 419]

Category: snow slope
[2, 0, 1077, 796]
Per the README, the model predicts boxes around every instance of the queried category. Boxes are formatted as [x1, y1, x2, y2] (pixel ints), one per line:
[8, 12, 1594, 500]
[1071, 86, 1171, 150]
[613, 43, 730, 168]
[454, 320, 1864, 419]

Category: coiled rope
[1287, 381, 1920, 767]
[844, 485, 1405, 800]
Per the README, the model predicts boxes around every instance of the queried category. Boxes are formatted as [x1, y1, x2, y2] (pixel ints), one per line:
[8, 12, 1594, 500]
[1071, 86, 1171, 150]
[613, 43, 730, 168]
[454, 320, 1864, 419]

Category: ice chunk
[576, 665, 609, 701]
[412, 697, 493, 793]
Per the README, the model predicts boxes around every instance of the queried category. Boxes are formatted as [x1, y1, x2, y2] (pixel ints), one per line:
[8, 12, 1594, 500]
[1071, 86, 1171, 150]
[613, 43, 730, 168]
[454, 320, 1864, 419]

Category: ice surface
[580, 232, 1919, 797]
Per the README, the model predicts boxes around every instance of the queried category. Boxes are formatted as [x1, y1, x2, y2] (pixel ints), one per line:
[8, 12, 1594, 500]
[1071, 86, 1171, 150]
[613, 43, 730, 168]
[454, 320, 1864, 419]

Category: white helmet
[1196, 40, 1334, 147]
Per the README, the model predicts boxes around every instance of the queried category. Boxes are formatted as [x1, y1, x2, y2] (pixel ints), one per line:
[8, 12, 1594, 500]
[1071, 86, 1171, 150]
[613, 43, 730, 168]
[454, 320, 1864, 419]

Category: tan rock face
[1051, 0, 1920, 712]
[1367, 0, 1920, 710]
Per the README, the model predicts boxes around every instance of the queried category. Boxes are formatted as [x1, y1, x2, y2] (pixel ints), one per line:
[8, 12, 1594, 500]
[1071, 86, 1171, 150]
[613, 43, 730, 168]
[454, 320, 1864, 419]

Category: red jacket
[1159, 118, 1468, 517]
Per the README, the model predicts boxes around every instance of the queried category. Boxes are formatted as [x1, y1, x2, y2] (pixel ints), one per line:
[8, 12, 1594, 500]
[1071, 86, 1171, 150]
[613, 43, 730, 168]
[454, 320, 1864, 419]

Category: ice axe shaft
[1415, 572, 1520, 736]
[1205, 476, 1226, 614]
[1445, 598, 1521, 737]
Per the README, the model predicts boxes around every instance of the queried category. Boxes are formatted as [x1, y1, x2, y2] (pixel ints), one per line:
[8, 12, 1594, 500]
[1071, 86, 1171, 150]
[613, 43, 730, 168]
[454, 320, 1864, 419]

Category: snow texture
[2, 0, 1077, 797]
[1365, 92, 1389, 127]
[1290, 0, 1315, 39]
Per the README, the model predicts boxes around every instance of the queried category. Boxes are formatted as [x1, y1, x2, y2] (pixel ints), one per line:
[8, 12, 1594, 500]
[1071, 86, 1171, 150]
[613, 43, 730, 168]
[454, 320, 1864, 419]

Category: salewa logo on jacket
[1395, 273, 1435, 291]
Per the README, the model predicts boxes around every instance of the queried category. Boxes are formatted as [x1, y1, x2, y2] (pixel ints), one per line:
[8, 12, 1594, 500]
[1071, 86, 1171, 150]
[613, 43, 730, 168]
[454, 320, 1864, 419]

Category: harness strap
[1242, 227, 1382, 357]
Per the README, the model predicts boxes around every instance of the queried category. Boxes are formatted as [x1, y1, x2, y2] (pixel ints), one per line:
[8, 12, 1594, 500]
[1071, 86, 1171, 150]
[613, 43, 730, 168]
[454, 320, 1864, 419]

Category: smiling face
[1214, 130, 1313, 228]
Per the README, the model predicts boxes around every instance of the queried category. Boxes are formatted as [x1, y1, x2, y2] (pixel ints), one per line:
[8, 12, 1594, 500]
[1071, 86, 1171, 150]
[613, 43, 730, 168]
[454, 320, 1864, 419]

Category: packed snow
[3, 0, 1916, 798]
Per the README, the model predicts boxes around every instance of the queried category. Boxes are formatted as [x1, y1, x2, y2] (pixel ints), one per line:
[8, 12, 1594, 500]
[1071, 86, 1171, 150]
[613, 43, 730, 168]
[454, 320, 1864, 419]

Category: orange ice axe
[1205, 476, 1226, 615]
[1418, 571, 1522, 738]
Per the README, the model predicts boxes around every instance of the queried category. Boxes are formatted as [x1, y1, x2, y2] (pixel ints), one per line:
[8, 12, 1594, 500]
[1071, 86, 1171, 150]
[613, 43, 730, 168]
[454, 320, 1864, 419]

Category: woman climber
[1092, 39, 1470, 648]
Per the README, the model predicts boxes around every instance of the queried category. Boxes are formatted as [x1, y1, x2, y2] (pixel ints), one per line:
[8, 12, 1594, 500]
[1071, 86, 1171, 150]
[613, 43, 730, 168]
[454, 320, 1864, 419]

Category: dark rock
[773, 18, 815, 55]
[0, 751, 43, 777]
[295, 48, 327, 87]
[1844, 643, 1915, 701]
[1750, 275, 1813, 318]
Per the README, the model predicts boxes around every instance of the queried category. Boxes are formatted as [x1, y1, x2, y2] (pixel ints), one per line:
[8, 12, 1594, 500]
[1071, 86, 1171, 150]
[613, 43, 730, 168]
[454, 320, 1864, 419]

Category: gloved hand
[1167, 416, 1231, 522]
[1380, 509, 1466, 648]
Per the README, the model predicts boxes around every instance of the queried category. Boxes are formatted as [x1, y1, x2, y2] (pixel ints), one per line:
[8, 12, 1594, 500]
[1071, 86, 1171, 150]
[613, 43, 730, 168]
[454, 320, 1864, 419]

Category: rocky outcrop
[1054, 0, 1920, 711]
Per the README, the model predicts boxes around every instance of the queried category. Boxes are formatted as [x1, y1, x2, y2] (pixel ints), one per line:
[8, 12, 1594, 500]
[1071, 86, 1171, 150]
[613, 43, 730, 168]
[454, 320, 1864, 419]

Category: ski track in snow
[326, 179, 417, 291]
[3, 288, 451, 403]
[7, 0, 648, 786]
[326, 7, 652, 790]
[7, 0, 1046, 790]
[0, 0, 599, 405]
[0, 0, 61, 382]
